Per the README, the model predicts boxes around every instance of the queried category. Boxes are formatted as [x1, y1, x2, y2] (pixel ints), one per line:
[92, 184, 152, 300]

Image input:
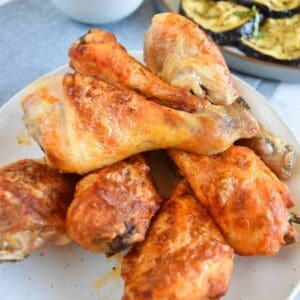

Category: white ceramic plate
[0, 51, 300, 300]
[155, 0, 300, 82]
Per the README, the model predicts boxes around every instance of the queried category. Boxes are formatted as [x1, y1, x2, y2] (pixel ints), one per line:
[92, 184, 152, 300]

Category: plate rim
[158, 0, 300, 71]
[1, 51, 299, 300]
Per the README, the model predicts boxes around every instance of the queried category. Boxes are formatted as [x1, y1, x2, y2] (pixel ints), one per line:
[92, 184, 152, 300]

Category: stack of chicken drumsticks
[0, 13, 298, 300]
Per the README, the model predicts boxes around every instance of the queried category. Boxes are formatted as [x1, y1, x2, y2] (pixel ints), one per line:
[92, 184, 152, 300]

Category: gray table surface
[0, 1, 299, 299]
[0, 0, 280, 106]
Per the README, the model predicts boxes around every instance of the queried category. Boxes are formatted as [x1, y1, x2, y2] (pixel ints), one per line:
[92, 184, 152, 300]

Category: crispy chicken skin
[122, 181, 234, 300]
[66, 154, 162, 255]
[22, 73, 258, 174]
[69, 29, 207, 112]
[169, 146, 298, 256]
[145, 13, 296, 179]
[239, 129, 295, 180]
[0, 159, 76, 261]
[144, 13, 238, 106]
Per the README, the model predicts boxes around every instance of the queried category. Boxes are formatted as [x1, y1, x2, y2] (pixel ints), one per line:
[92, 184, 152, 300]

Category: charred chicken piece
[122, 180, 234, 300]
[169, 146, 298, 256]
[69, 28, 208, 112]
[144, 13, 296, 179]
[66, 154, 162, 255]
[22, 73, 258, 174]
[0, 159, 76, 261]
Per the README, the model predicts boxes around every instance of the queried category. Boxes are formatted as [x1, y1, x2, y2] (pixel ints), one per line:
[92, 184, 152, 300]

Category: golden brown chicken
[144, 13, 238, 106]
[22, 73, 258, 174]
[69, 29, 208, 112]
[66, 154, 162, 255]
[122, 180, 234, 300]
[144, 13, 296, 179]
[0, 159, 76, 261]
[169, 146, 298, 256]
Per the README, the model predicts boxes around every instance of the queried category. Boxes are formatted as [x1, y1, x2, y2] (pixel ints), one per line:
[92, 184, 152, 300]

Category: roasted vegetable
[181, 0, 264, 44]
[236, 0, 300, 18]
[239, 14, 300, 65]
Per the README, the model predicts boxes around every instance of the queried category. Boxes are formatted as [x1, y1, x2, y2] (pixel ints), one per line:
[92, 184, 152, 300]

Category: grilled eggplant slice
[239, 14, 300, 65]
[236, 0, 300, 18]
[181, 0, 264, 44]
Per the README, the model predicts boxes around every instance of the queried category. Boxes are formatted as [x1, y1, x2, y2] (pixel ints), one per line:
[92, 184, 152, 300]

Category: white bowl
[50, 0, 144, 24]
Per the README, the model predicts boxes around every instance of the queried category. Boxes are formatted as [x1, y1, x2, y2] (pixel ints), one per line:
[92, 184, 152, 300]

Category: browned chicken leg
[66, 154, 162, 256]
[144, 13, 296, 180]
[169, 146, 298, 256]
[69, 29, 208, 112]
[144, 13, 238, 106]
[22, 73, 258, 174]
[70, 24, 294, 179]
[0, 159, 76, 261]
[122, 181, 234, 300]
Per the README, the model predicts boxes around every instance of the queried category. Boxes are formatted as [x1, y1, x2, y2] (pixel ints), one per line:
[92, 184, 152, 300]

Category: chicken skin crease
[144, 13, 238, 106]
[66, 154, 162, 255]
[169, 146, 298, 256]
[22, 73, 258, 174]
[69, 29, 208, 112]
[122, 181, 234, 300]
[145, 13, 296, 180]
[0, 159, 76, 261]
